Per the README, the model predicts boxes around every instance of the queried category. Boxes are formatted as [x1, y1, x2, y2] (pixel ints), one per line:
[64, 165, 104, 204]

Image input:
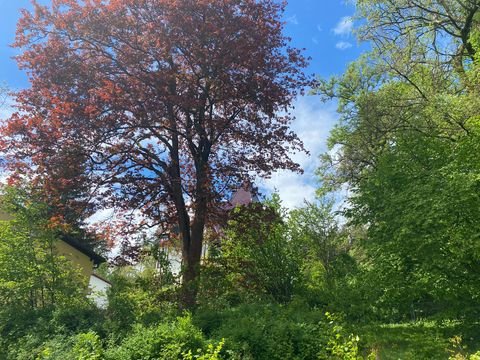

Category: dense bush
[104, 315, 207, 360]
[104, 257, 179, 335]
[198, 196, 306, 308]
[194, 302, 361, 360]
[0, 187, 86, 314]
[220, 198, 301, 304]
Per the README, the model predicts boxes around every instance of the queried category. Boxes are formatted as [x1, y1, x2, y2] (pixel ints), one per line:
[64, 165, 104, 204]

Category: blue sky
[264, 1, 368, 208]
[0, 0, 367, 208]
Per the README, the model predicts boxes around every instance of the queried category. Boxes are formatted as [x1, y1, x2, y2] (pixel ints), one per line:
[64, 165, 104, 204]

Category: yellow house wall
[0, 208, 94, 285]
[54, 240, 95, 282]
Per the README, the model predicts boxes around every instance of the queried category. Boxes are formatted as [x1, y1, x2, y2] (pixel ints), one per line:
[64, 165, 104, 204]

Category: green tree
[217, 195, 301, 304]
[315, 0, 480, 320]
[0, 186, 86, 350]
[289, 199, 346, 280]
[287, 193, 373, 321]
[0, 186, 84, 310]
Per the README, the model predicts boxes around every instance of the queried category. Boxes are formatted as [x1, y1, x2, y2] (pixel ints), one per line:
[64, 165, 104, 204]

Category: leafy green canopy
[315, 0, 480, 320]
[0, 186, 88, 354]
[0, 186, 84, 311]
[211, 195, 301, 304]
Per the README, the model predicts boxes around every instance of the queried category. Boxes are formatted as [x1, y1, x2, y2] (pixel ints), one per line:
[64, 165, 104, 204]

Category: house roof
[1, 205, 106, 265]
[61, 234, 107, 265]
[90, 272, 112, 285]
[225, 184, 259, 210]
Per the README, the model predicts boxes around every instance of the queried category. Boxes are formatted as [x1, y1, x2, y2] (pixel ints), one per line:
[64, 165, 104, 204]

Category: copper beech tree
[1, 0, 311, 307]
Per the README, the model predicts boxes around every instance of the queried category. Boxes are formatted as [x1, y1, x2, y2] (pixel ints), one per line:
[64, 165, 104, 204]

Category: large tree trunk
[172, 185, 198, 309]
[181, 215, 205, 309]
[177, 201, 207, 309]
[180, 163, 209, 309]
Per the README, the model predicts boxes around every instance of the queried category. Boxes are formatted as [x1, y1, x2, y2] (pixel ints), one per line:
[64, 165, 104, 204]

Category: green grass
[356, 321, 480, 359]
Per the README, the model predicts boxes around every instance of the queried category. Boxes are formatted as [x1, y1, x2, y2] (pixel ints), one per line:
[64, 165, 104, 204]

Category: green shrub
[72, 332, 103, 360]
[2, 335, 72, 360]
[209, 199, 301, 305]
[104, 259, 179, 336]
[194, 302, 360, 360]
[323, 312, 361, 360]
[50, 303, 104, 335]
[104, 314, 206, 360]
[182, 339, 225, 360]
[449, 336, 480, 360]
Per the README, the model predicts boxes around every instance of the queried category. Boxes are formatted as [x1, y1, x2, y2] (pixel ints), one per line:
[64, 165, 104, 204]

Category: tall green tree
[315, 0, 480, 320]
[219, 196, 301, 304]
[0, 186, 84, 316]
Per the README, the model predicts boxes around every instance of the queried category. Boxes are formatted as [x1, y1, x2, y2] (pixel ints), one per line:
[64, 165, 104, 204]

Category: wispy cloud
[333, 16, 353, 36]
[317, 24, 323, 32]
[312, 37, 319, 45]
[259, 96, 338, 209]
[286, 14, 299, 25]
[335, 41, 353, 50]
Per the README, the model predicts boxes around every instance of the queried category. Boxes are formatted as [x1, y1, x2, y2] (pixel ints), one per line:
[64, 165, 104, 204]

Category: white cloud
[333, 16, 353, 36]
[335, 41, 353, 50]
[259, 96, 338, 209]
[286, 14, 299, 25]
[317, 24, 323, 32]
[312, 37, 319, 44]
[86, 208, 115, 224]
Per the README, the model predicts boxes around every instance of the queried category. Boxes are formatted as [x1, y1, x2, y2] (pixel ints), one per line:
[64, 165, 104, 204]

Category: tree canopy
[315, 0, 480, 320]
[1, 0, 311, 307]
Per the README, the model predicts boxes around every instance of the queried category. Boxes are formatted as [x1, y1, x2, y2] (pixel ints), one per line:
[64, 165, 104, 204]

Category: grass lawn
[356, 320, 480, 359]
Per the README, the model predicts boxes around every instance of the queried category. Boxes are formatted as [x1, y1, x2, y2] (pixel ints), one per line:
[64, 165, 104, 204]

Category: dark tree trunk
[179, 162, 209, 309]
[177, 203, 207, 309]
[181, 225, 203, 309]
[170, 171, 200, 309]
